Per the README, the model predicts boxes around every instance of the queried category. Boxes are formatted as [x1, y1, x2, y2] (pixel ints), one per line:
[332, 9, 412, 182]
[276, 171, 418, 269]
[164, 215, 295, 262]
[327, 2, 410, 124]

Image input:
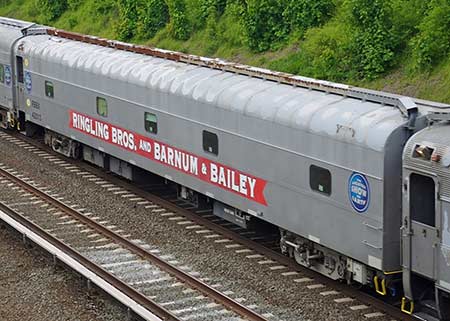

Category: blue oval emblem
[349, 172, 370, 213]
[5, 65, 11, 86]
[25, 71, 32, 94]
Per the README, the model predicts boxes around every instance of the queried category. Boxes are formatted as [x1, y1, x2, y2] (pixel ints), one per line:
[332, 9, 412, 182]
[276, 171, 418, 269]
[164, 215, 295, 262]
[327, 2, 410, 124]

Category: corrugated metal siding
[404, 125, 450, 199]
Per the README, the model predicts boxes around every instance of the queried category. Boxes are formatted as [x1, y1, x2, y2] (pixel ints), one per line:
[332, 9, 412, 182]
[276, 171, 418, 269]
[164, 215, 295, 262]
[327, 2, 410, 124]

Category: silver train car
[1, 17, 449, 320]
[402, 118, 450, 320]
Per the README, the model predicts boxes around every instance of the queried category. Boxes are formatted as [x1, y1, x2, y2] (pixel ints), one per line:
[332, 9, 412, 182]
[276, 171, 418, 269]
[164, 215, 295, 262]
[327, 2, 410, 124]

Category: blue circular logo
[4, 65, 11, 86]
[349, 173, 370, 213]
[25, 71, 32, 93]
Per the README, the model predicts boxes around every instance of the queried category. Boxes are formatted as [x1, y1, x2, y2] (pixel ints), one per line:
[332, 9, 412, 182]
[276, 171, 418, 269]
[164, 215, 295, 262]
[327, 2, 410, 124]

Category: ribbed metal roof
[23, 35, 413, 152]
[0, 18, 27, 52]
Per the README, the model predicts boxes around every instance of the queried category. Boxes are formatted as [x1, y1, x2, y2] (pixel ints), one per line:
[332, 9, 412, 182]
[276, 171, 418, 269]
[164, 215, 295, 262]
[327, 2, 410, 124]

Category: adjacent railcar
[402, 118, 450, 320]
[1, 17, 450, 320]
[0, 18, 34, 128]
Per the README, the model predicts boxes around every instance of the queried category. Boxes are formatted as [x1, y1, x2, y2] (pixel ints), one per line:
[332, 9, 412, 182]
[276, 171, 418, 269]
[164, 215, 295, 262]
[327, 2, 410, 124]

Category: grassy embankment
[1, 0, 449, 103]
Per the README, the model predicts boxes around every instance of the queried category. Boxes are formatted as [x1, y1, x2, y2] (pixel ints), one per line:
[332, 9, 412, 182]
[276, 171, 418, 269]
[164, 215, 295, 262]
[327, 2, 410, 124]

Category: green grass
[1, 0, 450, 103]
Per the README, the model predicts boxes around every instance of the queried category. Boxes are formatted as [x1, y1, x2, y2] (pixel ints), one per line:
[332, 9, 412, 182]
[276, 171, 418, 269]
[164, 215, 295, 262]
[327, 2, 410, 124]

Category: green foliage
[242, 0, 334, 52]
[5, 0, 450, 103]
[35, 0, 67, 22]
[215, 0, 246, 49]
[391, 0, 428, 47]
[283, 0, 334, 32]
[67, 0, 82, 10]
[89, 0, 115, 15]
[116, 0, 138, 40]
[412, 0, 450, 70]
[167, 0, 191, 40]
[307, 26, 352, 80]
[243, 0, 288, 52]
[347, 0, 396, 80]
[200, 0, 226, 21]
[139, 0, 169, 38]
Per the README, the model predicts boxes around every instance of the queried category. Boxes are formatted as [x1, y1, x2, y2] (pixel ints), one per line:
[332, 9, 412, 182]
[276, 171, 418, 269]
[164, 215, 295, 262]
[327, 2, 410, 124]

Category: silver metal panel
[404, 124, 450, 199]
[0, 18, 27, 52]
[21, 34, 411, 153]
[410, 221, 436, 279]
[15, 27, 434, 272]
[439, 202, 450, 290]
[0, 20, 24, 110]
[110, 157, 133, 181]
[403, 125, 450, 287]
[83, 145, 105, 168]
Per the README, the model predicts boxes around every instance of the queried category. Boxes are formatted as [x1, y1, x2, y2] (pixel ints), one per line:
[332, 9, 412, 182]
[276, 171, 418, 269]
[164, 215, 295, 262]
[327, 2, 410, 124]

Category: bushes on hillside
[28, 0, 450, 82]
[199, 0, 226, 22]
[347, 0, 396, 79]
[116, 0, 139, 40]
[116, 0, 170, 40]
[284, 0, 334, 32]
[36, 0, 67, 22]
[391, 0, 428, 47]
[166, 0, 191, 40]
[297, 22, 353, 81]
[243, 0, 287, 52]
[140, 0, 169, 39]
[412, 0, 450, 70]
[242, 0, 334, 52]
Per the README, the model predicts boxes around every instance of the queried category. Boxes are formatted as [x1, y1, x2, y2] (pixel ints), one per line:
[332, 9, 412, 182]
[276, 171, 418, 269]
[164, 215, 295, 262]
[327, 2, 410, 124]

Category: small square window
[203, 131, 218, 155]
[310, 165, 331, 195]
[144, 112, 158, 134]
[45, 81, 54, 98]
[412, 144, 434, 161]
[0, 64, 4, 84]
[96, 97, 108, 117]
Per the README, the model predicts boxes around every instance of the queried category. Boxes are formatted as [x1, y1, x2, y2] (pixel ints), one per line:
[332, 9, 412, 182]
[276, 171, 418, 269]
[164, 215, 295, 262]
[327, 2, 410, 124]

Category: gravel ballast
[0, 224, 126, 321]
[0, 133, 398, 321]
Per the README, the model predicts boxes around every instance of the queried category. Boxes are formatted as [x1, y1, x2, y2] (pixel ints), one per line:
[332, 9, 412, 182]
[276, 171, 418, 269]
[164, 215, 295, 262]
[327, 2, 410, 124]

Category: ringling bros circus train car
[1, 17, 449, 319]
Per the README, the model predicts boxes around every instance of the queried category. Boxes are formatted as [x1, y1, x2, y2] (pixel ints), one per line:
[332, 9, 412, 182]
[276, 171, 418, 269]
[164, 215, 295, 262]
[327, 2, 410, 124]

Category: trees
[36, 0, 68, 22]
[166, 0, 191, 40]
[140, 0, 169, 39]
[116, 0, 139, 40]
[347, 0, 396, 79]
[412, 0, 450, 70]
[243, 0, 287, 52]
[27, 0, 450, 82]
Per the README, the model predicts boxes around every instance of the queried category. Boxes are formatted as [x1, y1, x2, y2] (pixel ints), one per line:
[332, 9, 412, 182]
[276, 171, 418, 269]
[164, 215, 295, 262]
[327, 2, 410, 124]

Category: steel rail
[0, 165, 269, 321]
[17, 131, 412, 321]
[1, 130, 417, 320]
[0, 202, 176, 321]
[56, 149, 417, 321]
[90, 168, 416, 321]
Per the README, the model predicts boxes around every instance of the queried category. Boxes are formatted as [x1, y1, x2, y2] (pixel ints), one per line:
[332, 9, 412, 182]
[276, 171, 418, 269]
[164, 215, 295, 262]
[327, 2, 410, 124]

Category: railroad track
[0, 164, 272, 321]
[0, 129, 415, 321]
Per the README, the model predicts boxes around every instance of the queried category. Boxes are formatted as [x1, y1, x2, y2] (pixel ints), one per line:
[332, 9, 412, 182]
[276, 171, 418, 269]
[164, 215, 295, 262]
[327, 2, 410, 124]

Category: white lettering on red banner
[70, 110, 267, 205]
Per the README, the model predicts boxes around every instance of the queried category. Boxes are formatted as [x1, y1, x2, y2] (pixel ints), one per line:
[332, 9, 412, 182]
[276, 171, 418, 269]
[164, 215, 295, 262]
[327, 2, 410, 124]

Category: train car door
[407, 173, 440, 280]
[15, 55, 25, 110]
